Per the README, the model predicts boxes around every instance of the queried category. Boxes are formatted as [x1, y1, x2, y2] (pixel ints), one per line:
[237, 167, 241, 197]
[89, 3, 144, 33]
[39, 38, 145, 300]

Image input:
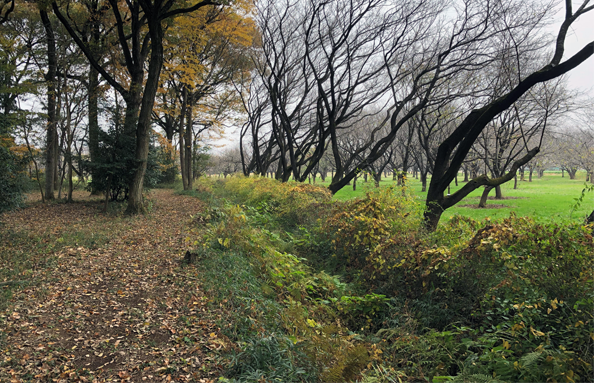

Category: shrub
[186, 177, 594, 382]
[222, 176, 333, 230]
[321, 186, 422, 292]
[85, 127, 162, 201]
[186, 179, 380, 381]
[0, 135, 29, 212]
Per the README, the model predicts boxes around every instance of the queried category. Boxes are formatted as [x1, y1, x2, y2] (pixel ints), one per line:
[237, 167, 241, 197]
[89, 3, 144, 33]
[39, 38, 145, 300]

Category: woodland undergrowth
[185, 176, 593, 383]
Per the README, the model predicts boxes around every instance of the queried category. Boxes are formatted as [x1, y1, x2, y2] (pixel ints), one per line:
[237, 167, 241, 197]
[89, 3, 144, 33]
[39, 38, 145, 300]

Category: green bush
[0, 139, 29, 212]
[186, 177, 594, 382]
[186, 178, 381, 382]
[222, 176, 333, 230]
[85, 127, 162, 201]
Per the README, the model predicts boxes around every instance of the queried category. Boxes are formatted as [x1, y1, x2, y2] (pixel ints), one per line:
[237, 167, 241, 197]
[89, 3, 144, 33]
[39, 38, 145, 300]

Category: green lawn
[317, 171, 593, 224]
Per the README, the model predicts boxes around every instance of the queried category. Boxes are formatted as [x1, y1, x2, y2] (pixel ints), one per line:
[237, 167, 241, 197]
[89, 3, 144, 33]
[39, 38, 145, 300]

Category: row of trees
[213, 122, 593, 188]
[1, 0, 592, 229]
[236, 0, 593, 229]
[0, 0, 255, 211]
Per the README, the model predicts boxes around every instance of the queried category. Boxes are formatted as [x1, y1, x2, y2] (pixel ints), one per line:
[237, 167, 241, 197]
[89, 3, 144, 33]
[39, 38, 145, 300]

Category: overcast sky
[216, 5, 594, 150]
[561, 9, 594, 96]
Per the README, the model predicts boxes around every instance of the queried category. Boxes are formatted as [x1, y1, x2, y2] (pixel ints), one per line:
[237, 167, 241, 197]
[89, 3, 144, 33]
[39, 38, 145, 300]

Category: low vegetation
[184, 176, 593, 382]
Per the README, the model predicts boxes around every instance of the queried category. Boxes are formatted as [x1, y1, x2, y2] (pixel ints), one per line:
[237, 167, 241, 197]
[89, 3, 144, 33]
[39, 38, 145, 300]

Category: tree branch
[51, 2, 128, 97]
[161, 0, 219, 20]
[442, 147, 540, 209]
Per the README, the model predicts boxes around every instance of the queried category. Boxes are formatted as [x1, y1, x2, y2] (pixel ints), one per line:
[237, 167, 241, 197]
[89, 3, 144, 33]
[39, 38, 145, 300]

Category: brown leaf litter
[0, 189, 230, 382]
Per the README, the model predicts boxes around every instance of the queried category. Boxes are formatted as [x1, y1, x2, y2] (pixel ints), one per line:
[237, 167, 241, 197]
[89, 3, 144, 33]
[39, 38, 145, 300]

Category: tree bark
[420, 171, 427, 192]
[478, 186, 492, 208]
[41, 9, 57, 201]
[494, 185, 502, 199]
[179, 87, 187, 190]
[424, 147, 539, 231]
[422, 29, 594, 231]
[184, 96, 193, 190]
[125, 16, 165, 214]
[88, 64, 100, 194]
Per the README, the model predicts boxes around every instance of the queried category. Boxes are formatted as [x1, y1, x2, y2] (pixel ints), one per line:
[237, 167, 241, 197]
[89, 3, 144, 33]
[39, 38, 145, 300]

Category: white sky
[561, 7, 594, 96]
[215, 3, 594, 150]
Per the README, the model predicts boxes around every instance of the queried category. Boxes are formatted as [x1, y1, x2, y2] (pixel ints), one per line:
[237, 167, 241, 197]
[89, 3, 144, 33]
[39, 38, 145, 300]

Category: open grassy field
[318, 171, 593, 224]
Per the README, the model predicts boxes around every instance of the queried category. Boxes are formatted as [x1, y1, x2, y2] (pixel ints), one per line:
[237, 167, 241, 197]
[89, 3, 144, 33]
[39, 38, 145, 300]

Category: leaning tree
[245, 0, 594, 230]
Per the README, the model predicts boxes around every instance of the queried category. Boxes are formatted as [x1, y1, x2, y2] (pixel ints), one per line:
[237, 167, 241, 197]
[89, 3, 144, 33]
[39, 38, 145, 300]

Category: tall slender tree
[39, 7, 58, 200]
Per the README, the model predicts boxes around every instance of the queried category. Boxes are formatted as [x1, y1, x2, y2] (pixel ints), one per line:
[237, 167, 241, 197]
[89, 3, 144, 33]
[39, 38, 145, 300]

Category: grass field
[316, 171, 594, 224]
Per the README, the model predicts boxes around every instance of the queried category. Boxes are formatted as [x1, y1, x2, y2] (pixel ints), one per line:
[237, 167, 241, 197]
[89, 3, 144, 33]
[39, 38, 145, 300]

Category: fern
[519, 350, 544, 370]
[445, 373, 501, 383]
[493, 360, 515, 382]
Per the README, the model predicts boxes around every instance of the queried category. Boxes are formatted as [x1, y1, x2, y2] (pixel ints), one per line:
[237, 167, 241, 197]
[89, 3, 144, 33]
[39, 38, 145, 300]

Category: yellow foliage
[162, 1, 256, 89]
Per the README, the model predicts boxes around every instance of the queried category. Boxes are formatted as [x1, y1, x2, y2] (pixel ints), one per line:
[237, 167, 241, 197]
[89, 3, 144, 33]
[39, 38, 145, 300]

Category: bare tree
[422, 0, 594, 230]
[246, 0, 594, 230]
[475, 79, 570, 207]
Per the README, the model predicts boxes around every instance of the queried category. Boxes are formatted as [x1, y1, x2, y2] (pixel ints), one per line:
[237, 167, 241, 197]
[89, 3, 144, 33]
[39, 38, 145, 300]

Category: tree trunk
[67, 153, 73, 202]
[184, 97, 193, 190]
[41, 9, 57, 201]
[125, 19, 164, 215]
[420, 172, 427, 192]
[514, 175, 518, 189]
[397, 171, 405, 186]
[478, 186, 492, 208]
[423, 202, 443, 232]
[586, 209, 594, 224]
[494, 185, 502, 199]
[464, 167, 468, 182]
[529, 169, 533, 182]
[65, 91, 74, 202]
[53, 130, 59, 191]
[88, 64, 100, 194]
[179, 88, 187, 190]
[353, 175, 357, 191]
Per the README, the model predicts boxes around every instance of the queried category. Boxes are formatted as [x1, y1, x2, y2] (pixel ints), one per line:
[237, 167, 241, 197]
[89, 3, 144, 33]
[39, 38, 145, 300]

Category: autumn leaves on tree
[156, 1, 255, 190]
[31, 0, 256, 212]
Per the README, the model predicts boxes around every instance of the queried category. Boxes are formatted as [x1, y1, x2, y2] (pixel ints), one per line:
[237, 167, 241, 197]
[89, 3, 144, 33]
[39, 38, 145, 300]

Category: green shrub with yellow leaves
[185, 176, 593, 382]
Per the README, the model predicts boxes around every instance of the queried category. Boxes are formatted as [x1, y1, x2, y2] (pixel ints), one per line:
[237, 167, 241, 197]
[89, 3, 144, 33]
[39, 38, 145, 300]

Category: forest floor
[0, 189, 229, 383]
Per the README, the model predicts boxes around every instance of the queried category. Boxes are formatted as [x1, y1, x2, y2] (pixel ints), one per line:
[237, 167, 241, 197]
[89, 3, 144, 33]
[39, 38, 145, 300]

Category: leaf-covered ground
[0, 189, 228, 382]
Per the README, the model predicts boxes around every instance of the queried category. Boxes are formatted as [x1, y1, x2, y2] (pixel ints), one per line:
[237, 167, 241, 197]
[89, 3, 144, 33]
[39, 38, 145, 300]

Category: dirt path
[0, 189, 227, 383]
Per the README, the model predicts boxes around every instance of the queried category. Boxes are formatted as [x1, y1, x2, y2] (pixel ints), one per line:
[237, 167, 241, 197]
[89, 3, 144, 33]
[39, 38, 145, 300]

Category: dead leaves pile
[0, 189, 230, 382]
